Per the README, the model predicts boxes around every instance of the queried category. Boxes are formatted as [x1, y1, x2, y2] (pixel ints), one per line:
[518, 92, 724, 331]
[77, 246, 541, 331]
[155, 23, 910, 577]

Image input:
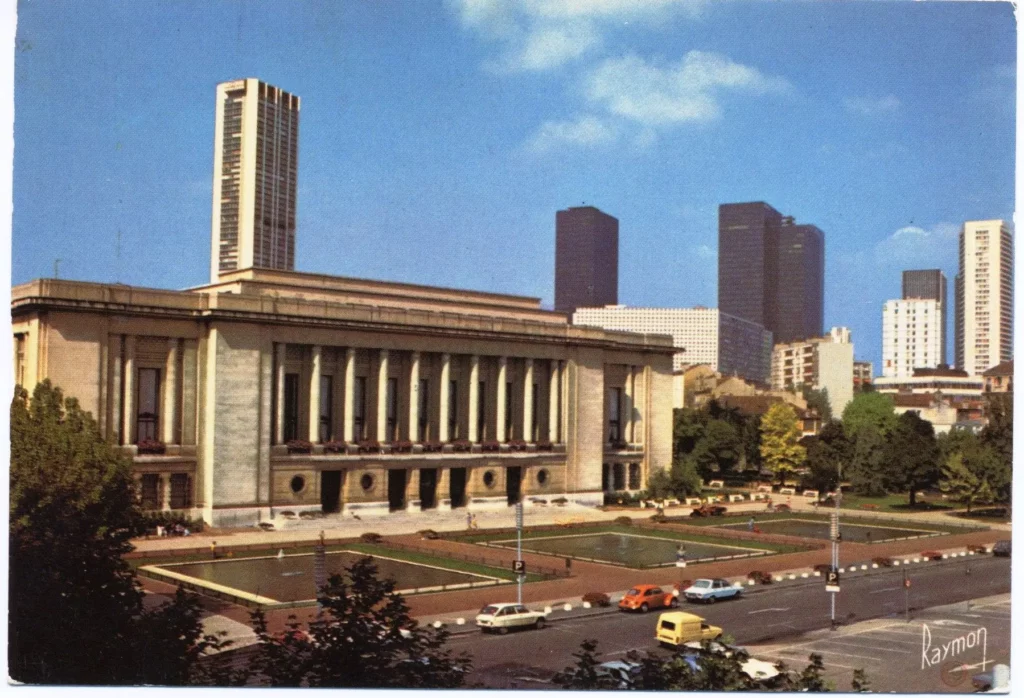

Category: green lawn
[835, 493, 953, 513]
[678, 511, 984, 537]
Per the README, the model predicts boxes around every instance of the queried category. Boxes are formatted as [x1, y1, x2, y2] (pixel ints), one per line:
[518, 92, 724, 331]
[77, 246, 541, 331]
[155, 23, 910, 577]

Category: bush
[582, 591, 611, 607]
[813, 563, 833, 574]
[418, 529, 440, 540]
[278, 510, 296, 518]
[299, 510, 322, 520]
[257, 522, 275, 531]
[141, 511, 205, 534]
[967, 544, 989, 554]
[774, 503, 791, 512]
[871, 556, 893, 567]
[747, 570, 773, 585]
[136, 439, 166, 455]
[551, 497, 568, 505]
[360, 532, 383, 544]
[649, 512, 667, 523]
[614, 516, 633, 526]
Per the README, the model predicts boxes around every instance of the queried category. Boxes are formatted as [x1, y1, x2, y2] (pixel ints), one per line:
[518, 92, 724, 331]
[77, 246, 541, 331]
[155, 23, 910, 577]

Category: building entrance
[388, 470, 407, 511]
[449, 468, 467, 508]
[321, 470, 343, 513]
[419, 468, 438, 510]
[506, 466, 522, 505]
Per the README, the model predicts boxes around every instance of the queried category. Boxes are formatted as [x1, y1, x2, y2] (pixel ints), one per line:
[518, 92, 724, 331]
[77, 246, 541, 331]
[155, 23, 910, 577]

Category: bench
[802, 490, 819, 499]
[728, 494, 745, 503]
[779, 487, 796, 496]
[708, 480, 725, 489]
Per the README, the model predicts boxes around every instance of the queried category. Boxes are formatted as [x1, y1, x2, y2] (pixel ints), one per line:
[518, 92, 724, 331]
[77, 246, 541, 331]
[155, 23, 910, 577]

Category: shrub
[360, 532, 383, 544]
[257, 522, 275, 531]
[451, 439, 472, 453]
[298, 510, 322, 520]
[136, 439, 166, 455]
[141, 511, 205, 534]
[418, 529, 440, 540]
[813, 563, 833, 574]
[529, 497, 548, 505]
[357, 440, 381, 454]
[649, 512, 667, 523]
[614, 516, 633, 526]
[551, 497, 568, 505]
[672, 580, 693, 592]
[422, 441, 443, 453]
[871, 556, 893, 567]
[287, 440, 313, 454]
[774, 503, 791, 512]
[481, 440, 500, 452]
[278, 510, 296, 518]
[582, 592, 611, 607]
[747, 570, 773, 585]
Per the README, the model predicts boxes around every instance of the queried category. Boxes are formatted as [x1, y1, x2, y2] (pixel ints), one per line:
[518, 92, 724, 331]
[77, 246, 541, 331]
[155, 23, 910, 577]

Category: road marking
[869, 587, 900, 594]
[748, 607, 791, 614]
[779, 647, 884, 662]
[816, 639, 910, 654]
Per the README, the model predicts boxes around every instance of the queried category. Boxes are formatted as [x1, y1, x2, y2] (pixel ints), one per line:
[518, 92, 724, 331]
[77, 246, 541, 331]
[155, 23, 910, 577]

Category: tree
[939, 434, 1009, 513]
[846, 426, 888, 496]
[692, 419, 741, 478]
[668, 454, 705, 497]
[802, 420, 850, 493]
[673, 408, 709, 457]
[939, 451, 990, 514]
[251, 556, 471, 687]
[884, 412, 940, 507]
[10, 381, 225, 685]
[841, 392, 897, 438]
[982, 393, 1013, 468]
[759, 403, 806, 486]
[802, 386, 833, 423]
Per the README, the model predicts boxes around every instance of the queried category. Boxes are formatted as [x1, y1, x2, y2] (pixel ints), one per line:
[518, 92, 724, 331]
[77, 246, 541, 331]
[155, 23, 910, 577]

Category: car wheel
[640, 603, 650, 613]
[669, 597, 679, 608]
[706, 596, 716, 604]
[498, 626, 509, 635]
[535, 617, 545, 629]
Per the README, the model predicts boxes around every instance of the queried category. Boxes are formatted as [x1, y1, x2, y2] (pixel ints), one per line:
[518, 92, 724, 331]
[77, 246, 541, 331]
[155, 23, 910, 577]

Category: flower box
[137, 439, 166, 455]
[422, 441, 443, 453]
[451, 439, 472, 453]
[536, 440, 554, 452]
[357, 440, 381, 454]
[609, 440, 627, 450]
[323, 440, 347, 454]
[286, 440, 313, 454]
[508, 439, 527, 452]
[392, 440, 414, 454]
[481, 440, 501, 453]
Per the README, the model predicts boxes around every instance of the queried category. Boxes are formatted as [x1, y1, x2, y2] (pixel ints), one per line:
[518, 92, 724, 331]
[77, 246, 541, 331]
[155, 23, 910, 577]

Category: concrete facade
[770, 327, 854, 417]
[12, 269, 674, 527]
[955, 220, 1013, 375]
[881, 298, 944, 378]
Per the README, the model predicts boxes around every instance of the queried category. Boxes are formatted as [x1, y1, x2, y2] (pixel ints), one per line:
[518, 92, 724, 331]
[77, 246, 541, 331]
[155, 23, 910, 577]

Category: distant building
[573, 306, 772, 382]
[718, 202, 824, 344]
[873, 365, 983, 398]
[210, 78, 300, 281]
[770, 327, 854, 417]
[982, 359, 1013, 393]
[891, 393, 960, 435]
[955, 220, 1012, 375]
[715, 395, 821, 437]
[554, 206, 618, 316]
[902, 269, 947, 365]
[881, 298, 944, 378]
[853, 360, 873, 390]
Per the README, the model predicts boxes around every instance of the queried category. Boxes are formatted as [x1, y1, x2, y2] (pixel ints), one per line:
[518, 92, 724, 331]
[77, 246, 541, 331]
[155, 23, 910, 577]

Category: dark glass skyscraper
[555, 206, 619, 316]
[902, 269, 947, 365]
[718, 202, 824, 344]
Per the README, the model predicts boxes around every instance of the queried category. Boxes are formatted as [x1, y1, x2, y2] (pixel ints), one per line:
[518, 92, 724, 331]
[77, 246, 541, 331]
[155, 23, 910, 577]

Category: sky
[10, 0, 1016, 371]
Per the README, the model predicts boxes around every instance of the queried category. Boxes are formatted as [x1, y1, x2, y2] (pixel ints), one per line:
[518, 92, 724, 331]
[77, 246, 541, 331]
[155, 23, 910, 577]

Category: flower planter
[137, 439, 166, 455]
[323, 441, 348, 454]
[357, 441, 381, 454]
[286, 440, 313, 455]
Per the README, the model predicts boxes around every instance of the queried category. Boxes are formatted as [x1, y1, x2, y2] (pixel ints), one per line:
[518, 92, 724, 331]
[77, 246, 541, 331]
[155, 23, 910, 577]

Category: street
[451, 556, 1010, 689]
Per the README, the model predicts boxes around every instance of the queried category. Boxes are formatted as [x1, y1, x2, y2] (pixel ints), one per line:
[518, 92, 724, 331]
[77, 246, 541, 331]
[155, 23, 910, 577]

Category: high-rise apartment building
[210, 78, 300, 281]
[718, 202, 824, 344]
[881, 298, 943, 378]
[902, 269, 947, 365]
[555, 206, 618, 316]
[572, 305, 772, 382]
[771, 327, 854, 417]
[955, 220, 1012, 375]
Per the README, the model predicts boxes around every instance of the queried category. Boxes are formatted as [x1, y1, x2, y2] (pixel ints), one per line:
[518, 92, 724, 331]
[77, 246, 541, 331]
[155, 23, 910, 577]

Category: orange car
[618, 584, 679, 613]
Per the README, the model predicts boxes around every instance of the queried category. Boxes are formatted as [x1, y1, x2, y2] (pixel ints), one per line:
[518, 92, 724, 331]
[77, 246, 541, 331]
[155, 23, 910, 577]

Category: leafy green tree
[802, 386, 833, 423]
[692, 419, 741, 477]
[847, 426, 888, 496]
[851, 668, 871, 692]
[884, 412, 940, 507]
[742, 414, 763, 471]
[939, 451, 990, 514]
[645, 467, 674, 499]
[551, 640, 620, 689]
[841, 392, 897, 438]
[669, 454, 705, 497]
[9, 381, 227, 685]
[939, 436, 1009, 513]
[673, 407, 709, 457]
[982, 393, 1013, 469]
[759, 403, 806, 486]
[251, 556, 471, 687]
[802, 420, 850, 492]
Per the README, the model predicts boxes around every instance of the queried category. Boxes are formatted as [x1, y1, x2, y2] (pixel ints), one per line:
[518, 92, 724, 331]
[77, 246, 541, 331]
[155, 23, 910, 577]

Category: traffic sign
[825, 567, 840, 592]
[512, 560, 526, 574]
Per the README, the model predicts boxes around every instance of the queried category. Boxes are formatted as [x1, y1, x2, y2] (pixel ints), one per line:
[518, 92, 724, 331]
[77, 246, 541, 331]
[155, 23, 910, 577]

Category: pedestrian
[748, 517, 755, 532]
[210, 540, 218, 560]
[156, 524, 164, 538]
[676, 543, 686, 563]
[466, 511, 473, 530]
[565, 557, 572, 574]
[471, 514, 479, 530]
[183, 527, 190, 537]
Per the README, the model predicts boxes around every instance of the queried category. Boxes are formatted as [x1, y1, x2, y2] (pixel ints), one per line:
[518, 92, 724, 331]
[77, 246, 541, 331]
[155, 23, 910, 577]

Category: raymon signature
[921, 622, 987, 671]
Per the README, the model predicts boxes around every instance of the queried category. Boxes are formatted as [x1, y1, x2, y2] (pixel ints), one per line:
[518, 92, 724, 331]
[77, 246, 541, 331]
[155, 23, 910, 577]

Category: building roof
[893, 394, 939, 408]
[913, 365, 968, 378]
[983, 359, 1013, 377]
[716, 395, 789, 417]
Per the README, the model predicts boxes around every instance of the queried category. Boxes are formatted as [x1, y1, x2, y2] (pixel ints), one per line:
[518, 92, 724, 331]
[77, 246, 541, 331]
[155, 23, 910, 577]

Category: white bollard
[801, 573, 809, 578]
[787, 574, 795, 580]
[748, 579, 755, 585]
[942, 554, 948, 559]
[813, 570, 821, 576]
[838, 568, 845, 573]
[872, 564, 878, 569]
[545, 606, 553, 614]
[433, 621, 443, 628]
[861, 565, 867, 570]
[893, 560, 900, 566]
[456, 618, 465, 625]
[968, 551, 975, 555]
[563, 603, 572, 612]
[913, 558, 921, 563]
[583, 601, 591, 609]
[773, 576, 782, 582]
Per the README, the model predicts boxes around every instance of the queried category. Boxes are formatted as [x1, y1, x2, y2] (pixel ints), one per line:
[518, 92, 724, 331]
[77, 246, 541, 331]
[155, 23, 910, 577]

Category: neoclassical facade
[12, 269, 674, 526]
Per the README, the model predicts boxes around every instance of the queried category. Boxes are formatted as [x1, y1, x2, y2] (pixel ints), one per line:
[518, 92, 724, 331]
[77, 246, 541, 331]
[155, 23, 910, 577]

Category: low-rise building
[770, 327, 854, 418]
[873, 366, 984, 398]
[983, 359, 1013, 393]
[853, 360, 873, 390]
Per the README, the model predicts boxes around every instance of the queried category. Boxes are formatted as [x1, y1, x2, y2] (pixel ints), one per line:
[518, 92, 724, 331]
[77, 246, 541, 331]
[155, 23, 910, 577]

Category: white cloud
[451, 0, 706, 72]
[586, 52, 791, 126]
[873, 222, 960, 268]
[526, 115, 617, 152]
[844, 94, 901, 116]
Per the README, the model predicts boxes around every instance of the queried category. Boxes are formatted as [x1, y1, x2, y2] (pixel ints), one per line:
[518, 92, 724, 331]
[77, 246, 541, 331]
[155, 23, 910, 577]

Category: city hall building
[12, 269, 674, 526]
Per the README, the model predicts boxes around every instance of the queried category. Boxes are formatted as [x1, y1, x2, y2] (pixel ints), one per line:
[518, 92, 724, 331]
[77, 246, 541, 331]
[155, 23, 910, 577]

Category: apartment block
[882, 298, 944, 378]
[771, 327, 854, 416]
[955, 220, 1012, 375]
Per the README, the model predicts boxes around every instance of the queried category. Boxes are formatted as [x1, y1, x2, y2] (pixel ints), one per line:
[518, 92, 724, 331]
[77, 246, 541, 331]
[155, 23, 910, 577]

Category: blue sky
[11, 0, 1016, 371]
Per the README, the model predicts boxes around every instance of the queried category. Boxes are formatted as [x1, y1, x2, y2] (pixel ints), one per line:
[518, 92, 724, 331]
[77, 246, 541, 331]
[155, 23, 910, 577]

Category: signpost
[903, 567, 911, 621]
[829, 490, 842, 629]
[515, 502, 524, 604]
[314, 530, 327, 614]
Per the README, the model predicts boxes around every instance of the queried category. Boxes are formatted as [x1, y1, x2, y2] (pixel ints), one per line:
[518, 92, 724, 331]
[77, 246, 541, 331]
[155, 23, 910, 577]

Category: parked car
[690, 505, 728, 517]
[596, 661, 643, 688]
[679, 641, 782, 684]
[655, 611, 722, 647]
[992, 540, 1011, 557]
[475, 603, 547, 634]
[683, 578, 742, 604]
[618, 584, 678, 613]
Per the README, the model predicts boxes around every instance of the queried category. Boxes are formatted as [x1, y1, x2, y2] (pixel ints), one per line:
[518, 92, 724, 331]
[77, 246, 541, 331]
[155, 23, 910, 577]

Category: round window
[482, 470, 496, 488]
[536, 469, 549, 486]
[360, 473, 374, 491]
[290, 475, 305, 494]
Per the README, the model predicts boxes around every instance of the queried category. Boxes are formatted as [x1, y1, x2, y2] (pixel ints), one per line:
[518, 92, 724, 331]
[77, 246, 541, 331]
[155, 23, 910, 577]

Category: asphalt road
[451, 556, 1010, 689]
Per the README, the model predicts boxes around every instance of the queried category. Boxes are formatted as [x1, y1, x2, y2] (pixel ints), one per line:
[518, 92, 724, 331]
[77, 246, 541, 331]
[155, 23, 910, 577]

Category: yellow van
[655, 611, 722, 647]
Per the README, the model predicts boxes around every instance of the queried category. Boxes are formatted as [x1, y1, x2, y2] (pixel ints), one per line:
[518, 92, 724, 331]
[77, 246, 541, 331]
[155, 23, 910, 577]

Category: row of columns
[115, 335, 182, 446]
[274, 345, 564, 446]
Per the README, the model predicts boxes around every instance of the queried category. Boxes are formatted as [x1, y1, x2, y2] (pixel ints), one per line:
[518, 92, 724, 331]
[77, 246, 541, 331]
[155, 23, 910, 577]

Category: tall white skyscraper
[210, 79, 300, 281]
[955, 220, 1013, 375]
[881, 298, 943, 378]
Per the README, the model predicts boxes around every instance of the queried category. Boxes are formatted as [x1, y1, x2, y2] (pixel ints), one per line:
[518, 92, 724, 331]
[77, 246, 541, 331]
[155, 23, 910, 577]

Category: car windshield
[694, 580, 711, 588]
[625, 588, 640, 596]
[480, 605, 501, 615]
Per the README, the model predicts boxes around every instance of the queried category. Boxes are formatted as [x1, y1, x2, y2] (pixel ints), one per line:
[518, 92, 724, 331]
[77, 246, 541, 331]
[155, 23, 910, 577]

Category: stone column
[468, 355, 480, 443]
[274, 343, 286, 444]
[308, 345, 322, 443]
[496, 356, 508, 442]
[438, 353, 451, 442]
[549, 359, 560, 443]
[343, 348, 356, 443]
[523, 358, 534, 442]
[122, 335, 136, 445]
[162, 339, 179, 445]
[109, 335, 122, 445]
[161, 473, 172, 512]
[624, 365, 635, 443]
[376, 349, 389, 442]
[408, 351, 421, 442]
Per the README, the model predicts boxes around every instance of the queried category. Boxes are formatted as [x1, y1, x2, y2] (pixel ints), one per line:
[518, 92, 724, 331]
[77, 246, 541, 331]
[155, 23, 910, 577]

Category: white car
[475, 603, 547, 634]
[683, 578, 742, 603]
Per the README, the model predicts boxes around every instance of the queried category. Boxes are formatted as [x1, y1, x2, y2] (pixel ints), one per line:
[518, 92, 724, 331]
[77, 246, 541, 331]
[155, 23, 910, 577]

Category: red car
[690, 505, 727, 517]
[618, 585, 678, 613]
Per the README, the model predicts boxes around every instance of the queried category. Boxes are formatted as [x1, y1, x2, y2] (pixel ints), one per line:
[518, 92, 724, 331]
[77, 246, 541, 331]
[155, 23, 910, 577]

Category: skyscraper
[955, 220, 1013, 375]
[554, 206, 618, 316]
[902, 269, 947, 365]
[210, 78, 300, 281]
[718, 202, 824, 344]
[881, 298, 943, 378]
